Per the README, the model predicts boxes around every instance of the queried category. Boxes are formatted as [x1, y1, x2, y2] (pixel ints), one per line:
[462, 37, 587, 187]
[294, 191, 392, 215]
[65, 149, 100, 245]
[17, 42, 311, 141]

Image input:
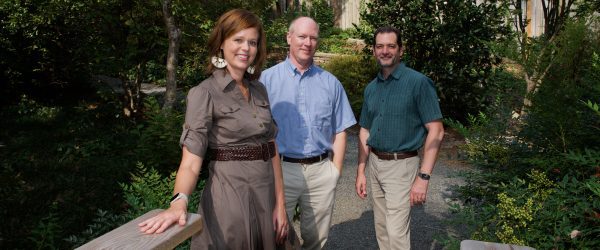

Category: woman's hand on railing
[138, 201, 188, 234]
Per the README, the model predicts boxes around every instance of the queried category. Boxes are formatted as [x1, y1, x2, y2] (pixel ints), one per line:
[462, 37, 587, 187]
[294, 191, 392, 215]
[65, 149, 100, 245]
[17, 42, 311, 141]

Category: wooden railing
[75, 209, 535, 250]
[76, 209, 202, 250]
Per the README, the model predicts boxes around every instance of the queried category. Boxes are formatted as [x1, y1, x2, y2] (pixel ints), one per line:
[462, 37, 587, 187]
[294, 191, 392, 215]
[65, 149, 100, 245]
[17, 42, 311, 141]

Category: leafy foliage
[134, 97, 184, 174]
[319, 29, 364, 54]
[28, 203, 63, 250]
[0, 93, 188, 248]
[360, 0, 511, 121]
[65, 209, 127, 248]
[321, 55, 379, 118]
[520, 21, 600, 153]
[0, 95, 139, 249]
[121, 163, 203, 218]
[447, 19, 600, 249]
[0, 0, 217, 106]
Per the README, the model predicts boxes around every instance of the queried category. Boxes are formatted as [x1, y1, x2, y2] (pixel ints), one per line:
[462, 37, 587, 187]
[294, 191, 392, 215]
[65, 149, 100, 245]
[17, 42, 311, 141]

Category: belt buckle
[261, 143, 270, 161]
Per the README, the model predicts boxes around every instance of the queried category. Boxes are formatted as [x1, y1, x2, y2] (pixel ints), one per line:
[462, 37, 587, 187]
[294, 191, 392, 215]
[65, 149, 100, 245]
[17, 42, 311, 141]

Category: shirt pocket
[217, 105, 243, 132]
[312, 99, 333, 129]
[254, 100, 271, 119]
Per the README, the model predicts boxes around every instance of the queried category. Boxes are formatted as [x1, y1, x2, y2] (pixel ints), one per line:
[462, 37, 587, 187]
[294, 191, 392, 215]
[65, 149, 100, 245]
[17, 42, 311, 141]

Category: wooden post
[76, 209, 202, 250]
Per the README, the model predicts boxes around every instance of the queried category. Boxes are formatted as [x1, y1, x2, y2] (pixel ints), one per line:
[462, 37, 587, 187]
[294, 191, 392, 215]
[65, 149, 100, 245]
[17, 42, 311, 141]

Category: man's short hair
[373, 26, 402, 47]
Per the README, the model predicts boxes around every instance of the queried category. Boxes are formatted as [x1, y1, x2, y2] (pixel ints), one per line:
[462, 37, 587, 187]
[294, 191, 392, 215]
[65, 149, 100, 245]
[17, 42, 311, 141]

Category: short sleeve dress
[180, 69, 279, 249]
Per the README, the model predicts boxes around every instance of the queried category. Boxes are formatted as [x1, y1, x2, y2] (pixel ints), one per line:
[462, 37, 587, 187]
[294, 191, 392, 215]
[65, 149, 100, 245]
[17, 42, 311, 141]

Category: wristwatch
[417, 172, 431, 180]
[170, 193, 189, 205]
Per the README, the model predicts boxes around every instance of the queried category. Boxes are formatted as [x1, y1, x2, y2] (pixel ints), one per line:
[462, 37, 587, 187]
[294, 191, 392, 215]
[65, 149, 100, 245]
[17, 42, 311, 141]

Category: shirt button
[259, 124, 264, 128]
[184, 124, 190, 129]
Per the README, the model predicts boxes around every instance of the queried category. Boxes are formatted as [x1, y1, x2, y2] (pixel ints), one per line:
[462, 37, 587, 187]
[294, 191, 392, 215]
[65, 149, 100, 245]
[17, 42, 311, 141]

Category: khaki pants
[282, 159, 340, 250]
[368, 152, 420, 250]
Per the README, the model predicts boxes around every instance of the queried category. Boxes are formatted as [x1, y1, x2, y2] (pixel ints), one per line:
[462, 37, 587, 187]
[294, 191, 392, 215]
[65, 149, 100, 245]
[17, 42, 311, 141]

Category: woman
[139, 9, 288, 249]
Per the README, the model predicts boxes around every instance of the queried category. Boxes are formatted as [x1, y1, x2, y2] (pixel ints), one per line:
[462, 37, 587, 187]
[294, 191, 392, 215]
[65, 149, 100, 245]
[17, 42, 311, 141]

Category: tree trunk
[121, 62, 144, 119]
[162, 0, 181, 113]
[510, 0, 574, 117]
[521, 73, 536, 116]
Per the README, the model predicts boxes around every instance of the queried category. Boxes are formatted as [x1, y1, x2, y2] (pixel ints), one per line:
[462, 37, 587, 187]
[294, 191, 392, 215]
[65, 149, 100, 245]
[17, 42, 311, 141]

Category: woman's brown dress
[180, 69, 279, 249]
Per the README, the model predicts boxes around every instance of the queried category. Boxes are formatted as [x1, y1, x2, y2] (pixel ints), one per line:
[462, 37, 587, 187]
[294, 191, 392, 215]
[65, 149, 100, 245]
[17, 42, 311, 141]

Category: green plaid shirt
[359, 62, 442, 152]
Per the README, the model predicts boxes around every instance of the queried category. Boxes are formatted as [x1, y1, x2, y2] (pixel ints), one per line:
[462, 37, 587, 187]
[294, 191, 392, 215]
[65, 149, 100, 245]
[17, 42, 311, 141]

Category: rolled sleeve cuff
[179, 127, 208, 157]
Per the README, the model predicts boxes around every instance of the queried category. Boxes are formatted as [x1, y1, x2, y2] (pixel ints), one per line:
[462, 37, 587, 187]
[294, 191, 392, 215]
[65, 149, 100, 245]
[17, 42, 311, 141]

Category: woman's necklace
[238, 83, 250, 102]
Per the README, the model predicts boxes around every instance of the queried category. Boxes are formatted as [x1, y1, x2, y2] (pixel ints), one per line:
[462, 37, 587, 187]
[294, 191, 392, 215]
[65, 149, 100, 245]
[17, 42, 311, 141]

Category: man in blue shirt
[260, 16, 356, 250]
[355, 26, 444, 250]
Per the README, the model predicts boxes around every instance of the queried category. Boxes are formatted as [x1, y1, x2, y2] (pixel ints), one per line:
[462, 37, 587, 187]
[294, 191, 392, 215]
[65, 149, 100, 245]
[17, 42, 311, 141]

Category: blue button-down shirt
[260, 58, 356, 158]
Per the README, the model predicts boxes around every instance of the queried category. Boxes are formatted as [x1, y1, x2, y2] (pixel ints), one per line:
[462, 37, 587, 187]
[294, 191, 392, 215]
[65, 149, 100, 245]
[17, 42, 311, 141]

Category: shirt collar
[212, 69, 256, 91]
[377, 62, 406, 82]
[285, 56, 314, 76]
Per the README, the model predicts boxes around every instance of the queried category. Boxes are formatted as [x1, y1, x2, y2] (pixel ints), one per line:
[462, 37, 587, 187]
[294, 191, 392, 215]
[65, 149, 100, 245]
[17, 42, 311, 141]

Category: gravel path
[291, 130, 468, 249]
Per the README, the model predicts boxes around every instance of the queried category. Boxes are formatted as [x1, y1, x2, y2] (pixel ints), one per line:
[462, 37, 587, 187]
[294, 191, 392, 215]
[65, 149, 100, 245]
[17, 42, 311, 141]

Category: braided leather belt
[208, 142, 276, 161]
[282, 152, 329, 164]
[371, 148, 418, 160]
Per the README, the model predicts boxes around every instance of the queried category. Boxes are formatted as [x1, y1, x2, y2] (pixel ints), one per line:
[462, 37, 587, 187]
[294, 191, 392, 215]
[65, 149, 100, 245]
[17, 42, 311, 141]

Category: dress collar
[212, 69, 256, 91]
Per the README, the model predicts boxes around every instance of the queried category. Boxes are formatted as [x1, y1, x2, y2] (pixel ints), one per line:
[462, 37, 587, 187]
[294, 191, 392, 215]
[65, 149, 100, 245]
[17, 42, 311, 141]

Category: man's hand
[355, 171, 368, 199]
[410, 177, 429, 206]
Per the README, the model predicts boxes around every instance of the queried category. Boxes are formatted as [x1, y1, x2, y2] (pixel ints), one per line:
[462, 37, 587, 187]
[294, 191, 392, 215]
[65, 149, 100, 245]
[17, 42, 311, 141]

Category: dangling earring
[211, 50, 227, 68]
[246, 65, 255, 74]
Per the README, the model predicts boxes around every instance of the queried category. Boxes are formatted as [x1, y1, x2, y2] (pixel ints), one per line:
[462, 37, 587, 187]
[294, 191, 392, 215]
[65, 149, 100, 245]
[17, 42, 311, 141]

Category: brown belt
[371, 148, 418, 160]
[282, 152, 329, 164]
[208, 142, 276, 161]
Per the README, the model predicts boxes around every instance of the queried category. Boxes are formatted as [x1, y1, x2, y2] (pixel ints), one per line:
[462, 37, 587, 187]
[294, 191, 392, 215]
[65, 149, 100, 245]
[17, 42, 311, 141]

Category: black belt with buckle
[282, 152, 329, 164]
[371, 148, 418, 160]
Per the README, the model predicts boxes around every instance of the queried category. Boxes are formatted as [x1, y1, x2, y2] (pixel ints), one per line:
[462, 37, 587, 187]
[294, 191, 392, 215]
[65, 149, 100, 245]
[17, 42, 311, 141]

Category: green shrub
[134, 97, 184, 174]
[321, 55, 378, 118]
[526, 176, 600, 249]
[318, 30, 363, 54]
[521, 21, 600, 154]
[360, 0, 511, 122]
[265, 15, 291, 49]
[29, 203, 62, 250]
[443, 15, 600, 250]
[445, 112, 517, 170]
[0, 95, 140, 249]
[451, 169, 600, 248]
[121, 163, 203, 219]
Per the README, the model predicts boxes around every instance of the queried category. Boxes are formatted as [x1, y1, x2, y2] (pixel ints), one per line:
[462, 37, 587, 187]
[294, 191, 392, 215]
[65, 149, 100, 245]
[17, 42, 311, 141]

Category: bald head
[288, 16, 319, 36]
[286, 16, 319, 70]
